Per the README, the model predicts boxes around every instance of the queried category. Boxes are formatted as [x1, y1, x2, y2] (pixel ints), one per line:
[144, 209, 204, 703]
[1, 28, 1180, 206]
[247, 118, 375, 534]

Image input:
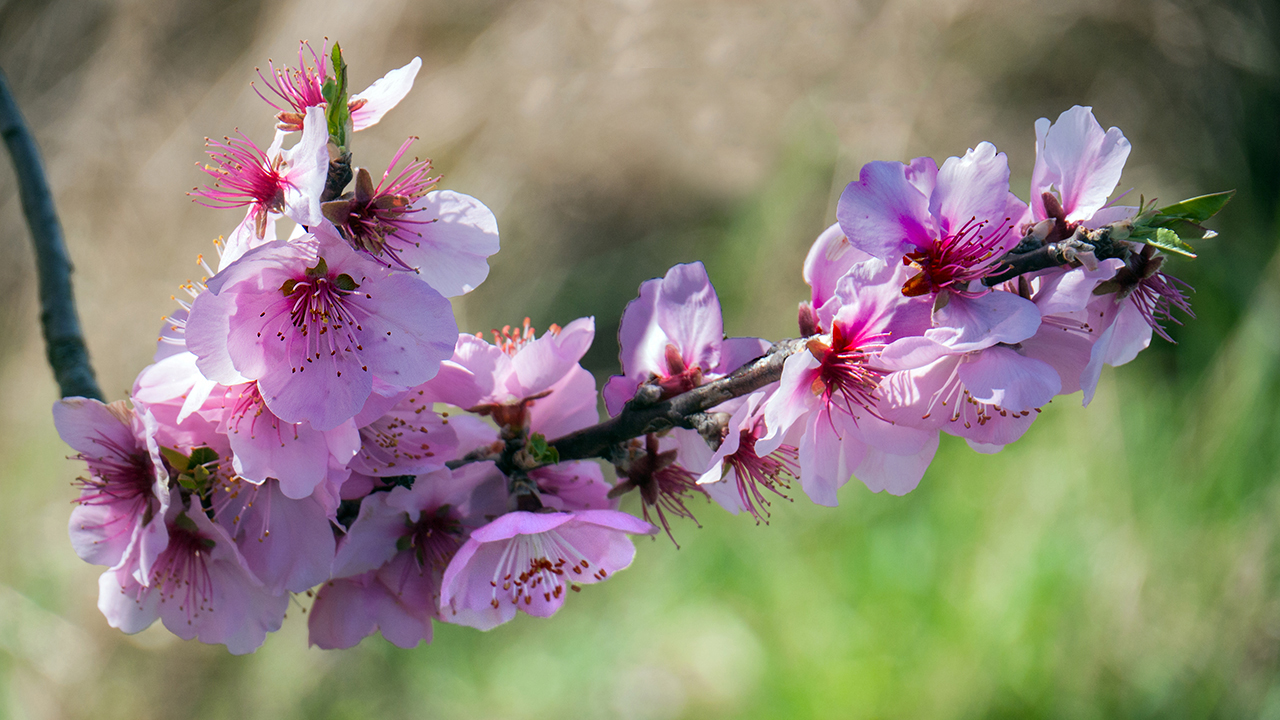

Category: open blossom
[603, 262, 769, 415]
[440, 509, 655, 630]
[1031, 105, 1134, 234]
[55, 398, 172, 582]
[210, 475, 337, 595]
[256, 41, 422, 133]
[837, 144, 1041, 354]
[193, 106, 329, 237]
[765, 258, 938, 503]
[309, 463, 503, 649]
[697, 391, 798, 523]
[424, 316, 597, 428]
[98, 500, 288, 655]
[319, 141, 500, 297]
[186, 234, 458, 431]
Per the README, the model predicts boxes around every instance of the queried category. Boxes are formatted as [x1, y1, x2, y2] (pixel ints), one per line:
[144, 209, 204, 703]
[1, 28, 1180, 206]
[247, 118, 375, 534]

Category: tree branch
[0, 68, 102, 400]
[547, 337, 808, 463]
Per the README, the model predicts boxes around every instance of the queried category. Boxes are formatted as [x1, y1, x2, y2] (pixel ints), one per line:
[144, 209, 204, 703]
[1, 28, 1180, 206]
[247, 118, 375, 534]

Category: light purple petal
[837, 161, 934, 261]
[280, 106, 328, 227]
[930, 142, 1012, 237]
[392, 191, 500, 297]
[509, 317, 594, 397]
[927, 291, 1042, 352]
[654, 262, 723, 373]
[854, 432, 939, 496]
[803, 223, 872, 310]
[1032, 106, 1131, 223]
[956, 346, 1061, 413]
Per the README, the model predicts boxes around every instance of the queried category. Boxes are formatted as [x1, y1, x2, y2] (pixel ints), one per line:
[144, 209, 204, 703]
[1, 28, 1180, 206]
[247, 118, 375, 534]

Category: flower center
[488, 528, 597, 607]
[901, 216, 1012, 297]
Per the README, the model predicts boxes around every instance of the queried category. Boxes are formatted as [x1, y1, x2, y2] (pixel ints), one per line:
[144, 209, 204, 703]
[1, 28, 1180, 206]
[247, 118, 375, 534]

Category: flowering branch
[48, 44, 1232, 654]
[0, 68, 102, 400]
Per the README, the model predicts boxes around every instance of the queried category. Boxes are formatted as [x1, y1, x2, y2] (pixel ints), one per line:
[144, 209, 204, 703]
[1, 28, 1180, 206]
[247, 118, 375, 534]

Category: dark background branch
[0, 68, 101, 401]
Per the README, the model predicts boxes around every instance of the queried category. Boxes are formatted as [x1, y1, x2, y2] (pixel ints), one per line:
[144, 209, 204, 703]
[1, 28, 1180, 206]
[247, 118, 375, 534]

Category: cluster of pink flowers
[56, 44, 1217, 653]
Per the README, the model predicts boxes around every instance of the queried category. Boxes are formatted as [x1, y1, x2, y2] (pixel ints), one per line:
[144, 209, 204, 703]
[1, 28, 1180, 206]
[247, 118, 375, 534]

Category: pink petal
[927, 291, 1042, 352]
[837, 160, 934, 261]
[351, 57, 422, 131]
[393, 191, 500, 297]
[930, 142, 1012, 238]
[1032, 106, 1131, 223]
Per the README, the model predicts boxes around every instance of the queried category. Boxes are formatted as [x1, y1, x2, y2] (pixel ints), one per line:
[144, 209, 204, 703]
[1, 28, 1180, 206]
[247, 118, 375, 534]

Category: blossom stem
[0, 69, 102, 400]
[548, 337, 808, 465]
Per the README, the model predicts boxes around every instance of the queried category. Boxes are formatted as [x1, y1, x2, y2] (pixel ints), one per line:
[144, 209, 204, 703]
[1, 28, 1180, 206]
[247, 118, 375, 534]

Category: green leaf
[188, 446, 219, 467]
[333, 273, 360, 292]
[160, 446, 190, 472]
[527, 433, 560, 465]
[1155, 190, 1234, 223]
[1147, 227, 1198, 258]
[323, 41, 351, 150]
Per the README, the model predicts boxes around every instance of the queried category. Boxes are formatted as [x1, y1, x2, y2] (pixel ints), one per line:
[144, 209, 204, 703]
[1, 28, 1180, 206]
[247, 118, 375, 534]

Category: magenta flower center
[194, 136, 287, 215]
[902, 216, 1013, 297]
[276, 264, 367, 376]
[808, 324, 884, 417]
[724, 424, 798, 523]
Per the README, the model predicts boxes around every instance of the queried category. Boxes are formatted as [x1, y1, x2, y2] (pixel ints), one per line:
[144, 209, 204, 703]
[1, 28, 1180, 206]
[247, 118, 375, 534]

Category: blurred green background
[1, 0, 1278, 717]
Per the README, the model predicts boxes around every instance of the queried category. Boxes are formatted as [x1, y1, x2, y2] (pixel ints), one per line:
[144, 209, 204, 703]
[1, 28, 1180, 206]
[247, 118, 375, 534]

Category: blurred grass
[2, 0, 1280, 717]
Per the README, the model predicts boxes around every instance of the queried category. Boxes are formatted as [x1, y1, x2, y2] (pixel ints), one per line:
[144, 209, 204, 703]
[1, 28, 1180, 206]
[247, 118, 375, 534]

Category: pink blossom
[185, 234, 458, 431]
[439, 509, 655, 630]
[424, 317, 596, 426]
[310, 464, 503, 648]
[320, 142, 500, 296]
[348, 385, 459, 477]
[837, 144, 1041, 353]
[1031, 105, 1133, 232]
[603, 262, 769, 415]
[208, 475, 337, 594]
[192, 106, 329, 236]
[697, 391, 797, 523]
[97, 501, 288, 655]
[54, 398, 171, 579]
[217, 381, 360, 499]
[256, 41, 421, 133]
[764, 259, 939, 503]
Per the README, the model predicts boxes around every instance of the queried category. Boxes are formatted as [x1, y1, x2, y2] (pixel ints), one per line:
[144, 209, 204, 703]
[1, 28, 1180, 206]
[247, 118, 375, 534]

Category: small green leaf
[1155, 190, 1234, 223]
[160, 446, 190, 472]
[323, 42, 351, 150]
[199, 538, 217, 550]
[333, 273, 360, 292]
[177, 476, 198, 490]
[305, 257, 330, 279]
[395, 535, 413, 553]
[527, 433, 560, 465]
[188, 446, 219, 467]
[1147, 227, 1198, 258]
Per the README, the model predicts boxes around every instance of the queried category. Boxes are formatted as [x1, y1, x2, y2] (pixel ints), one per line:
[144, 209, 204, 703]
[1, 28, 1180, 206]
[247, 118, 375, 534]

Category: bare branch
[0, 68, 102, 400]
[546, 337, 808, 464]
